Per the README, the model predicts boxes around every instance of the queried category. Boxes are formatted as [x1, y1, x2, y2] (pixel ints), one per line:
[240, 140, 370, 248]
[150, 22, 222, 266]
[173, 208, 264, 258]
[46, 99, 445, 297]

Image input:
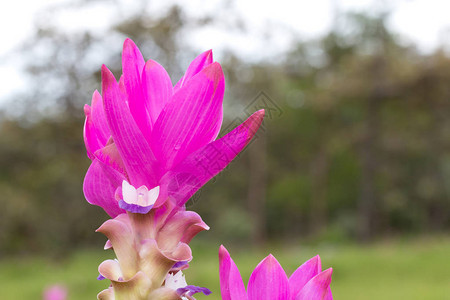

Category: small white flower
[122, 180, 160, 207]
[165, 271, 188, 290]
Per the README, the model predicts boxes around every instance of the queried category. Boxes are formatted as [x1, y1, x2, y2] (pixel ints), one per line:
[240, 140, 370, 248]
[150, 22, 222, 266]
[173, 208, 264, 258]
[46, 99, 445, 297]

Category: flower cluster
[219, 246, 332, 300]
[82, 38, 332, 299]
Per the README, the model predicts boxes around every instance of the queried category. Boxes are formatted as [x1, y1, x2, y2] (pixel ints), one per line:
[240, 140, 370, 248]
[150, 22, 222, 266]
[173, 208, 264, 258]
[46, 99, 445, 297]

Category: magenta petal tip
[123, 38, 138, 50]
[202, 62, 224, 81]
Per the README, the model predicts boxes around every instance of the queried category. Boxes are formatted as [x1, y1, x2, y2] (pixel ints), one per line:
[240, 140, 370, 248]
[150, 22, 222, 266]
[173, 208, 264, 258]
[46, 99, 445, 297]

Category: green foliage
[1, 238, 449, 299]
[0, 117, 106, 254]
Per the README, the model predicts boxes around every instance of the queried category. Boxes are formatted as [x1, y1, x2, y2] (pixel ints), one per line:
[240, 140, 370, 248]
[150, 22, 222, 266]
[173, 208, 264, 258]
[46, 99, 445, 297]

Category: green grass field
[1, 236, 449, 299]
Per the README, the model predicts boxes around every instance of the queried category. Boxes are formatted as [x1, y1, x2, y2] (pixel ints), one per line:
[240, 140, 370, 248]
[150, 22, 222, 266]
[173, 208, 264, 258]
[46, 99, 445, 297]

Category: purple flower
[219, 246, 333, 300]
[165, 271, 212, 299]
[83, 39, 264, 217]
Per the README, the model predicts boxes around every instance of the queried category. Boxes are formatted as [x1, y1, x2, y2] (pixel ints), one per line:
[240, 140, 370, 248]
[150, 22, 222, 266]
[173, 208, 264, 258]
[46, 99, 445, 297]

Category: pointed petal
[151, 62, 224, 172]
[142, 59, 173, 126]
[174, 49, 213, 91]
[248, 254, 290, 300]
[122, 39, 145, 75]
[289, 255, 321, 297]
[93, 140, 126, 175]
[122, 180, 137, 203]
[90, 90, 110, 139]
[122, 39, 157, 142]
[148, 186, 160, 204]
[83, 105, 95, 159]
[102, 65, 159, 187]
[84, 90, 110, 159]
[83, 159, 125, 217]
[118, 75, 127, 96]
[219, 246, 247, 300]
[295, 268, 333, 300]
[160, 110, 264, 206]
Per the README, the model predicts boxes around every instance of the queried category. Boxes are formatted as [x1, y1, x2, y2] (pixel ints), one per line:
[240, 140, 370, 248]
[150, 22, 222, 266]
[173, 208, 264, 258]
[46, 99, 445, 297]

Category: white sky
[0, 0, 449, 100]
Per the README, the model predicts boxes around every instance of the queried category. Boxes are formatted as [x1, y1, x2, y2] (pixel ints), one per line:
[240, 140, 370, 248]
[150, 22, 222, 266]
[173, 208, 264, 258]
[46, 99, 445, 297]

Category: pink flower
[83, 38, 264, 217]
[43, 285, 67, 300]
[219, 246, 333, 300]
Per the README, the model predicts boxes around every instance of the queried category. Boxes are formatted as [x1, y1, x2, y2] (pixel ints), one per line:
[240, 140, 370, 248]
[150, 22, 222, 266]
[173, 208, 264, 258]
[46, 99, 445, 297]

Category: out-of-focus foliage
[0, 117, 103, 254]
[0, 2, 449, 254]
[1, 237, 450, 299]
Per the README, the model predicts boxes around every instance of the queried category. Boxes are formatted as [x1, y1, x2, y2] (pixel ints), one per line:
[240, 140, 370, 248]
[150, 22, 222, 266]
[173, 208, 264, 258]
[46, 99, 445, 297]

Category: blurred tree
[0, 0, 221, 253]
[0, 1, 449, 256]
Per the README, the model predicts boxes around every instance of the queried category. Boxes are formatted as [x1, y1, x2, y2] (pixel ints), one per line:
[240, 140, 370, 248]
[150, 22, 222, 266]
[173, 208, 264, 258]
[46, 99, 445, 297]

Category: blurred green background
[0, 0, 449, 299]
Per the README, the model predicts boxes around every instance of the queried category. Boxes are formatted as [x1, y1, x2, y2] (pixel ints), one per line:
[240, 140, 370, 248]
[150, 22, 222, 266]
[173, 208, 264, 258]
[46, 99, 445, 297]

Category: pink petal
[84, 90, 110, 159]
[160, 109, 264, 206]
[248, 254, 290, 300]
[289, 255, 321, 297]
[83, 159, 125, 217]
[174, 49, 213, 91]
[142, 59, 173, 126]
[151, 62, 224, 173]
[102, 65, 159, 188]
[295, 268, 333, 300]
[94, 140, 127, 175]
[121, 39, 152, 141]
[219, 246, 247, 300]
[118, 75, 127, 96]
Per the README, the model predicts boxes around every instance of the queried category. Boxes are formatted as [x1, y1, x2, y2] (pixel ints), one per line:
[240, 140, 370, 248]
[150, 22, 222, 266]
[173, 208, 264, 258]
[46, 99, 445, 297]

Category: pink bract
[219, 246, 333, 300]
[83, 39, 264, 217]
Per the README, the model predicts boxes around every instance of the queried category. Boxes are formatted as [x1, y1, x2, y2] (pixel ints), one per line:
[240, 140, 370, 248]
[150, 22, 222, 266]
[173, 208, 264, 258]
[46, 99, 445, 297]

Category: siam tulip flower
[219, 246, 333, 300]
[43, 285, 67, 300]
[83, 39, 264, 299]
[83, 38, 265, 218]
